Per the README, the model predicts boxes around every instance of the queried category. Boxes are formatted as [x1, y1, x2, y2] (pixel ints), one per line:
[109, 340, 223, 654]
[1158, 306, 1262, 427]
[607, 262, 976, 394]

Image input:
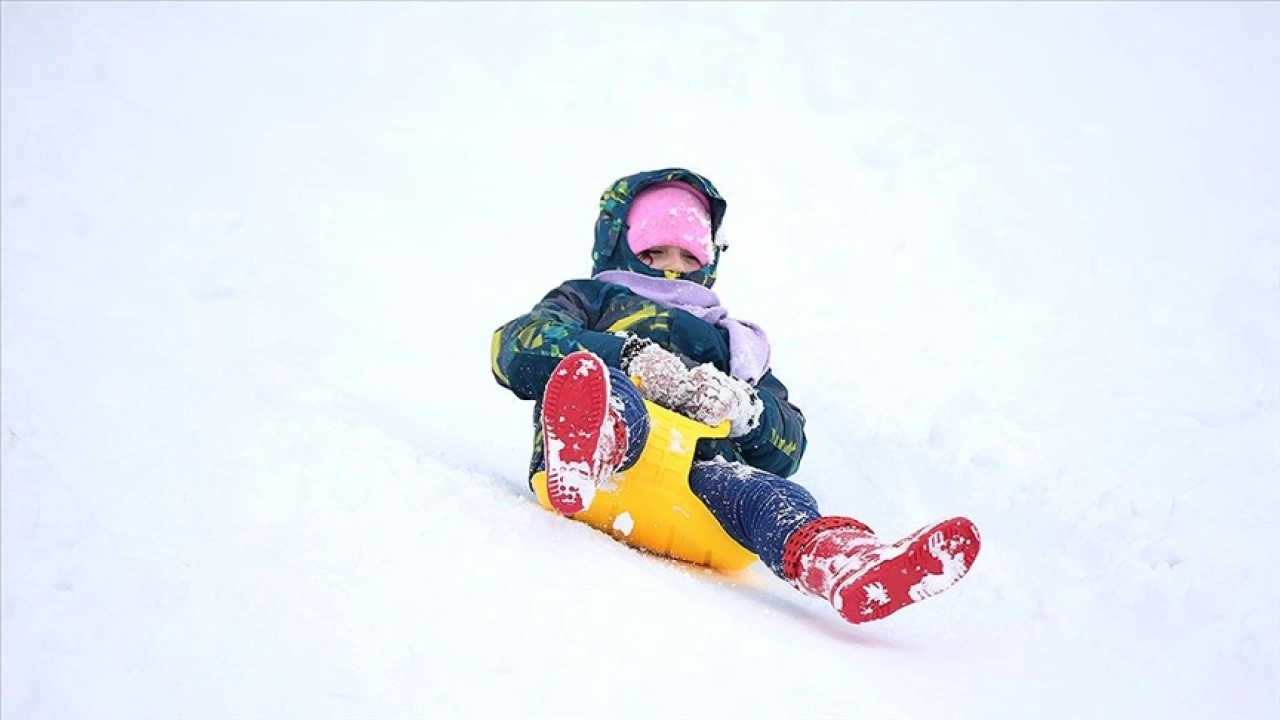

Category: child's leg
[607, 366, 649, 473]
[690, 460, 982, 625]
[532, 365, 649, 475]
[537, 353, 651, 515]
[540, 352, 650, 515]
[687, 460, 821, 578]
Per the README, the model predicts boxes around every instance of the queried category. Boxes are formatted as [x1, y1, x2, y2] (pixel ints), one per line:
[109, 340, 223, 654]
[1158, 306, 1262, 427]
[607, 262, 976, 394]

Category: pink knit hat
[625, 181, 714, 267]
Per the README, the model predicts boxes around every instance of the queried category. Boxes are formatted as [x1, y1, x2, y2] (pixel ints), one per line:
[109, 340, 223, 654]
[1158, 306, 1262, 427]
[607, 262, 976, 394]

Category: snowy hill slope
[3, 3, 1278, 718]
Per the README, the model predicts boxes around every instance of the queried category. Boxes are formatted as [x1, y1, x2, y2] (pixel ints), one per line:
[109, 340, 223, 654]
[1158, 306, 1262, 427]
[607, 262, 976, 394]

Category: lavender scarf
[594, 270, 772, 384]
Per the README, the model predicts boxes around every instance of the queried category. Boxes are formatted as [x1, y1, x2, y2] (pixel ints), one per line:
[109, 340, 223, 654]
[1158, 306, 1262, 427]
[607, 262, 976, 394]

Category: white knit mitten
[620, 336, 693, 410]
[680, 364, 764, 437]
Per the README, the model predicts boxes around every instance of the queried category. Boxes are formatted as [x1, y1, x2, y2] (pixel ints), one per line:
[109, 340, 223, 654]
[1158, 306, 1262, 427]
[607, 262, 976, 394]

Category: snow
[2, 3, 1277, 719]
[908, 534, 972, 603]
[612, 512, 635, 538]
[571, 357, 595, 379]
[864, 582, 891, 609]
[668, 428, 686, 453]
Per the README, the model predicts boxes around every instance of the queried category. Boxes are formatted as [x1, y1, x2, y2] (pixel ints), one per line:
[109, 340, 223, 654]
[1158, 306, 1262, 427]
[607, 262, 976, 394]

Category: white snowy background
[3, 3, 1278, 718]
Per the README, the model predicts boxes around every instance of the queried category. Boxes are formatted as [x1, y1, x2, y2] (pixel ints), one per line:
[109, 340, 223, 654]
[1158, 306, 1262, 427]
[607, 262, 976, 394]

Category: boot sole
[541, 351, 612, 516]
[831, 517, 981, 624]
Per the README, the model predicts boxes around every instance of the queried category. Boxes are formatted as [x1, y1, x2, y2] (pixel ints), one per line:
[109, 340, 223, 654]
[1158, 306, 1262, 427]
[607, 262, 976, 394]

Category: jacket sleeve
[731, 370, 808, 478]
[491, 281, 628, 401]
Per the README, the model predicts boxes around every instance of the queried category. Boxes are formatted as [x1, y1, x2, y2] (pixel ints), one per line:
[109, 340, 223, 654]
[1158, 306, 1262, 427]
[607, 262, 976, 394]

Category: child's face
[636, 245, 703, 274]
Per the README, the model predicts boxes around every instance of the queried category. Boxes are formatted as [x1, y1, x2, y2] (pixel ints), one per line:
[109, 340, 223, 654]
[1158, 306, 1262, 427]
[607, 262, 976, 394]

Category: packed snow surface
[3, 3, 1277, 719]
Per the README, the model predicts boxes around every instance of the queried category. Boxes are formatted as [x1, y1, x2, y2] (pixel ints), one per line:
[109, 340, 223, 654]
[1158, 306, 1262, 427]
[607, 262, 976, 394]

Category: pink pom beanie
[625, 181, 715, 267]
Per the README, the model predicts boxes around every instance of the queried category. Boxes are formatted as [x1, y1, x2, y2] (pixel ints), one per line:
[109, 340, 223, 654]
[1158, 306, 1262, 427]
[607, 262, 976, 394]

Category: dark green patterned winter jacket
[490, 168, 808, 480]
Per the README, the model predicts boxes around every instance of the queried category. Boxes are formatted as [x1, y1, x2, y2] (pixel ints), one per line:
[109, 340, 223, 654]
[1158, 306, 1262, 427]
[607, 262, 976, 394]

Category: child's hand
[620, 336, 694, 410]
[681, 364, 764, 438]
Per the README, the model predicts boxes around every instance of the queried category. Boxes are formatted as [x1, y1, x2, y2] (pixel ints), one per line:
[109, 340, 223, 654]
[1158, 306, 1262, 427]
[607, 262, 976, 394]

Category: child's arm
[731, 371, 808, 478]
[491, 281, 628, 401]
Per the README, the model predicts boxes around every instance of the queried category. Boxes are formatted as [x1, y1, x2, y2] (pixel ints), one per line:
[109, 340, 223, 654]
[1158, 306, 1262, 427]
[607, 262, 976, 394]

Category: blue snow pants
[608, 369, 821, 577]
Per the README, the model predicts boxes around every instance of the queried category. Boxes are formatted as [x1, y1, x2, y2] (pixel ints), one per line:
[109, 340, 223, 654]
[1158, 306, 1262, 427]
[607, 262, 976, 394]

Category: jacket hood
[591, 168, 728, 288]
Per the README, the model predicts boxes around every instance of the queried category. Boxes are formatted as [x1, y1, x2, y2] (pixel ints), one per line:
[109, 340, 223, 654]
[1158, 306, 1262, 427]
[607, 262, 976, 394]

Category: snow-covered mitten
[541, 350, 630, 516]
[681, 364, 764, 437]
[781, 515, 981, 625]
[619, 336, 693, 410]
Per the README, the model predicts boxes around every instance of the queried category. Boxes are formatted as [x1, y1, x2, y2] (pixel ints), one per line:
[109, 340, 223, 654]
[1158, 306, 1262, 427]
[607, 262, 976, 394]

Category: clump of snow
[572, 357, 596, 378]
[668, 428, 686, 453]
[907, 534, 971, 602]
[612, 512, 635, 537]
[864, 582, 890, 607]
[542, 434, 597, 511]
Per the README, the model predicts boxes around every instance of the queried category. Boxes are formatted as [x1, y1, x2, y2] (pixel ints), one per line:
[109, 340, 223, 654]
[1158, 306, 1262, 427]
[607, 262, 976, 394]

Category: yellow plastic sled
[531, 395, 759, 572]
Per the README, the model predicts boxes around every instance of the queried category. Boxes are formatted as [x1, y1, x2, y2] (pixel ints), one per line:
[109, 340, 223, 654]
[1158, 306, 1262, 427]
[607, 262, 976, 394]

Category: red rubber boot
[540, 350, 629, 516]
[781, 515, 981, 624]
